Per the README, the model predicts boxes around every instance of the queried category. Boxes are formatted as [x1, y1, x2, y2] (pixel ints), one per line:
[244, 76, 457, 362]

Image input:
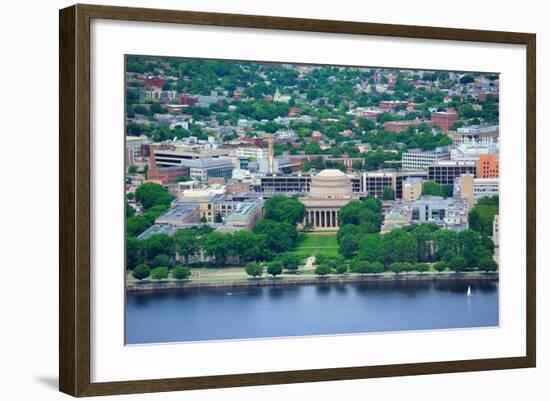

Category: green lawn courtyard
[291, 232, 339, 260]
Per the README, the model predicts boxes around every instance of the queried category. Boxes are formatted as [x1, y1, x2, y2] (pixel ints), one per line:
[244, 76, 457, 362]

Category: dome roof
[309, 169, 353, 198]
[316, 169, 346, 178]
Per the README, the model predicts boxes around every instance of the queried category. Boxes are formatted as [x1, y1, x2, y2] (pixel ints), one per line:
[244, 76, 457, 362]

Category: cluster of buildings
[126, 66, 500, 242]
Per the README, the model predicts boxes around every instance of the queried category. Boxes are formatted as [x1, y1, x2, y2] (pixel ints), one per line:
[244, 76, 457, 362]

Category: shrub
[132, 264, 150, 281]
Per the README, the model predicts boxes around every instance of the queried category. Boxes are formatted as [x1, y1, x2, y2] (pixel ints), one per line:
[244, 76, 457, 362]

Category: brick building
[477, 154, 499, 178]
[431, 110, 457, 132]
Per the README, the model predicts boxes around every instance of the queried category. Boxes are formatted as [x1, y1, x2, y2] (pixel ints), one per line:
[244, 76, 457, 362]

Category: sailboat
[467, 285, 473, 297]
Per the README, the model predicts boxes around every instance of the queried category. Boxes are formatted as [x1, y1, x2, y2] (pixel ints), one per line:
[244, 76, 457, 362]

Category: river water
[125, 280, 499, 344]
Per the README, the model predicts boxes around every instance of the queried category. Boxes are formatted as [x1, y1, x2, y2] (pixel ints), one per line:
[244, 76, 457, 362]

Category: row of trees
[340, 224, 496, 272]
[244, 253, 303, 278]
[132, 264, 191, 282]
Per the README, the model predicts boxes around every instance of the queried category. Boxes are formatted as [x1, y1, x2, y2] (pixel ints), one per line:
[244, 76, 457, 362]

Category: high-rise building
[477, 154, 500, 178]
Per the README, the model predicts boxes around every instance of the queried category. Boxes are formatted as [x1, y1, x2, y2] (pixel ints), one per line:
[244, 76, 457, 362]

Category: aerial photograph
[124, 56, 500, 344]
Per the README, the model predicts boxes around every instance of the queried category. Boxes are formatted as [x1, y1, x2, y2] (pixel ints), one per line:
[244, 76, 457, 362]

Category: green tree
[414, 263, 429, 274]
[245, 263, 263, 277]
[381, 187, 395, 201]
[126, 201, 136, 217]
[441, 184, 454, 198]
[267, 261, 283, 277]
[151, 266, 169, 281]
[172, 265, 191, 280]
[128, 165, 138, 174]
[203, 232, 232, 265]
[263, 196, 306, 225]
[253, 220, 297, 253]
[401, 262, 413, 275]
[142, 234, 174, 261]
[479, 257, 498, 273]
[230, 230, 262, 262]
[356, 233, 382, 262]
[126, 237, 143, 269]
[389, 262, 405, 276]
[369, 262, 385, 274]
[434, 261, 447, 273]
[335, 263, 348, 275]
[132, 264, 151, 281]
[315, 263, 332, 276]
[134, 182, 175, 210]
[468, 203, 499, 237]
[448, 256, 468, 273]
[278, 253, 301, 273]
[152, 253, 171, 268]
[174, 229, 200, 264]
[339, 234, 359, 258]
[422, 181, 442, 196]
[434, 229, 458, 261]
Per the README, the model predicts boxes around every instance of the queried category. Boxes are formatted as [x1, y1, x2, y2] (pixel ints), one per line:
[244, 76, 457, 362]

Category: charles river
[125, 280, 499, 344]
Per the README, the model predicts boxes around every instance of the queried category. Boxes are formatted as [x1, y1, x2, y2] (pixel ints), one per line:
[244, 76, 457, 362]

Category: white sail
[467, 286, 473, 297]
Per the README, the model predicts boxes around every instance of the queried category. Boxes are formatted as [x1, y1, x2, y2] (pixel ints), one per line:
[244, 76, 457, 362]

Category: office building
[402, 177, 423, 201]
[411, 196, 469, 230]
[260, 174, 311, 193]
[454, 174, 499, 206]
[402, 147, 451, 170]
[147, 166, 189, 185]
[428, 160, 477, 185]
[180, 158, 234, 182]
[477, 154, 500, 178]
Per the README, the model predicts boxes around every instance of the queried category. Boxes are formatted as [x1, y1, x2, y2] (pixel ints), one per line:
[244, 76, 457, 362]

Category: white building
[473, 178, 499, 202]
[401, 147, 451, 170]
[233, 146, 265, 160]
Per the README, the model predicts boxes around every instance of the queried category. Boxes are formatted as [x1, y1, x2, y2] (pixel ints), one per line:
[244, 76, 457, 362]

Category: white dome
[309, 169, 353, 198]
[316, 169, 346, 178]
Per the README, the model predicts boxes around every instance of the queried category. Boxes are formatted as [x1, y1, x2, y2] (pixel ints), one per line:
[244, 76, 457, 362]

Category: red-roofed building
[180, 94, 198, 106]
[141, 76, 165, 89]
[384, 120, 431, 133]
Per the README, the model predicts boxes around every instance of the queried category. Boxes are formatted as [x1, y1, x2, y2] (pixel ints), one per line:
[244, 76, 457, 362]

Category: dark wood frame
[59, 3, 536, 397]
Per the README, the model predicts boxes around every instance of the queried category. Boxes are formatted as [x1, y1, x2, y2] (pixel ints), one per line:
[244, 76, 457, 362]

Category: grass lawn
[291, 233, 339, 260]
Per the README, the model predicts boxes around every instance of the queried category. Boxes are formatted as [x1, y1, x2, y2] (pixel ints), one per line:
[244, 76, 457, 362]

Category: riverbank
[126, 272, 498, 292]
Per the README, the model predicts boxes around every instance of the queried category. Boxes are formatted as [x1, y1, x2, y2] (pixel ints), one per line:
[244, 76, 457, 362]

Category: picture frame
[59, 3, 536, 397]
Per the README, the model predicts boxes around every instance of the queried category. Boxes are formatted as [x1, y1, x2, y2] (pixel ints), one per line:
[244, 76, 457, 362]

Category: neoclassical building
[300, 169, 358, 230]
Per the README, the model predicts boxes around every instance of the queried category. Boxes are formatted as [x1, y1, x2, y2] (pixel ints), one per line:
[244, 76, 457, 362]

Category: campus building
[300, 169, 358, 230]
[401, 147, 451, 170]
[402, 177, 423, 201]
[477, 154, 500, 178]
[428, 160, 477, 185]
[411, 196, 469, 230]
[126, 135, 150, 165]
[179, 158, 235, 182]
[260, 174, 311, 193]
[147, 166, 190, 185]
[454, 174, 499, 207]
[431, 110, 457, 132]
[223, 200, 264, 231]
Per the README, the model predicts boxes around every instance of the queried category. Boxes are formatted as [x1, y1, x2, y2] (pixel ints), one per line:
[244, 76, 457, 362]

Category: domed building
[300, 169, 358, 230]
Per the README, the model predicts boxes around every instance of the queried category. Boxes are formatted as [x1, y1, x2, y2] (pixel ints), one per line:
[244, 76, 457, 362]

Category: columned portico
[305, 207, 340, 229]
[300, 169, 358, 231]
